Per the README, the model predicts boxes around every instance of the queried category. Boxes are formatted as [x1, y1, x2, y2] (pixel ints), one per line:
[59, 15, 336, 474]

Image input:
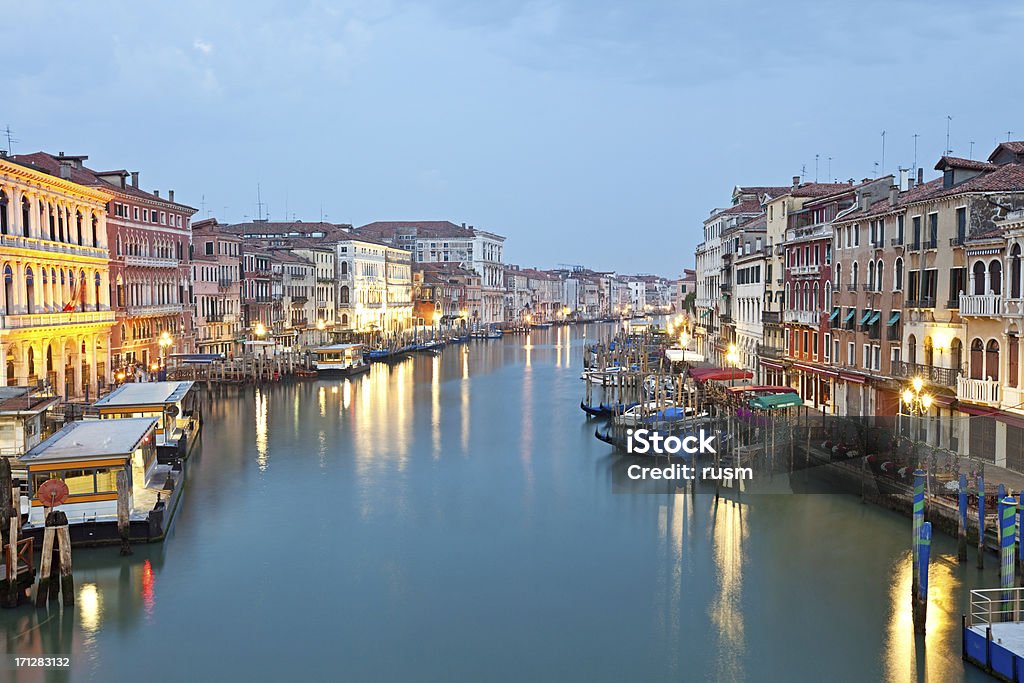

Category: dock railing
[968, 587, 1024, 627]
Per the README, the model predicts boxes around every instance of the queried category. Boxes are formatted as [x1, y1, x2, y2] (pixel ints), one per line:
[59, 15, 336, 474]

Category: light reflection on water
[0, 326, 1000, 681]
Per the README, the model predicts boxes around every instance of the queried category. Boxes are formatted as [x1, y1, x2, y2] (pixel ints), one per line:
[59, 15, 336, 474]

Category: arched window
[21, 197, 30, 236]
[2, 265, 12, 315]
[340, 261, 349, 276]
[0, 190, 7, 235]
[25, 266, 34, 314]
[852, 262, 859, 287]
[894, 257, 904, 291]
[1010, 335, 1020, 389]
[970, 338, 984, 379]
[907, 334, 917, 365]
[951, 337, 963, 373]
[867, 261, 875, 291]
[339, 285, 350, 304]
[1012, 245, 1022, 299]
[75, 211, 83, 245]
[876, 262, 884, 293]
[824, 282, 832, 312]
[974, 261, 987, 295]
[834, 263, 842, 290]
[94, 272, 102, 311]
[987, 339, 1000, 381]
[813, 281, 820, 311]
[990, 260, 1003, 296]
[924, 336, 933, 367]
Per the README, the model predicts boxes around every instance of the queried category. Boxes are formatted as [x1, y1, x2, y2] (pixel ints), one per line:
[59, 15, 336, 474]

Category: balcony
[217, 278, 235, 290]
[1, 310, 116, 329]
[206, 313, 224, 322]
[958, 376, 1000, 406]
[0, 233, 108, 260]
[950, 236, 965, 248]
[847, 284, 858, 292]
[923, 239, 938, 250]
[720, 283, 732, 293]
[756, 344, 785, 359]
[871, 239, 885, 250]
[891, 237, 904, 248]
[959, 293, 1002, 317]
[124, 255, 179, 268]
[791, 264, 820, 276]
[907, 241, 922, 251]
[784, 310, 819, 325]
[125, 303, 185, 317]
[761, 310, 782, 324]
[905, 297, 936, 309]
[892, 361, 958, 388]
[719, 314, 734, 324]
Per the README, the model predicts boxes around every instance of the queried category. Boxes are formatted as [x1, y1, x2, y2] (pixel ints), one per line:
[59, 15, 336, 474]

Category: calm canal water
[0, 325, 1000, 681]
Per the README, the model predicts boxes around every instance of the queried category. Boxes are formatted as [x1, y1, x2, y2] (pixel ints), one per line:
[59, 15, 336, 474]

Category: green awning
[859, 309, 873, 325]
[749, 392, 803, 410]
[843, 309, 856, 323]
[867, 311, 881, 325]
[828, 307, 840, 322]
[887, 311, 901, 326]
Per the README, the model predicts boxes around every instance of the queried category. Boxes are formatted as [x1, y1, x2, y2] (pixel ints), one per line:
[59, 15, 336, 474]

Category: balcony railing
[206, 313, 225, 322]
[0, 233, 107, 260]
[756, 344, 785, 359]
[126, 303, 184, 317]
[720, 283, 732, 293]
[891, 237, 904, 247]
[719, 314, 733, 324]
[924, 239, 938, 250]
[892, 361, 959, 388]
[908, 241, 922, 251]
[958, 377, 1000, 406]
[124, 255, 179, 268]
[783, 310, 819, 325]
[905, 297, 936, 309]
[960, 293, 1002, 317]
[950, 235, 966, 247]
[761, 310, 782, 324]
[218, 278, 235, 289]
[1, 310, 115, 329]
[791, 264, 821, 276]
[847, 284, 858, 292]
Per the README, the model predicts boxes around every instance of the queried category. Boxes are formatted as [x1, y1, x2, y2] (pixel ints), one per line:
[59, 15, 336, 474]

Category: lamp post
[726, 342, 740, 387]
[902, 375, 934, 475]
[158, 331, 173, 381]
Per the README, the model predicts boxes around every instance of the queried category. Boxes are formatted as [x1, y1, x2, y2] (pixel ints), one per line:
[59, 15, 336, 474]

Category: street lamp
[902, 376, 933, 415]
[158, 331, 173, 380]
[726, 342, 740, 387]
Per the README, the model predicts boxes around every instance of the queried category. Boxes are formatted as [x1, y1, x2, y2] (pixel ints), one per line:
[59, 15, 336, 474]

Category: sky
[3, 1, 1023, 276]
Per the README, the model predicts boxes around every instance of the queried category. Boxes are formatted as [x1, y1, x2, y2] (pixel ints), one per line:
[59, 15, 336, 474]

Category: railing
[1, 310, 115, 329]
[756, 344, 785, 359]
[124, 255, 179, 268]
[761, 310, 781, 324]
[950, 236, 965, 247]
[126, 303, 184, 316]
[891, 237, 904, 247]
[908, 241, 922, 251]
[720, 283, 732, 293]
[892, 361, 959, 388]
[206, 313, 225, 322]
[968, 587, 1024, 627]
[791, 264, 820, 276]
[958, 377, 1000, 405]
[719, 314, 733, 324]
[217, 278, 234, 289]
[871, 239, 885, 249]
[847, 284, 858, 291]
[783, 310, 819, 325]
[6, 537, 34, 578]
[960, 293, 1002, 317]
[905, 297, 936, 309]
[0, 233, 107, 259]
[924, 239, 938, 250]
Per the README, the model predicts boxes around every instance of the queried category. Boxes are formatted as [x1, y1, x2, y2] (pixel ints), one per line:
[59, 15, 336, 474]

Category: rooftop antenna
[814, 154, 819, 183]
[912, 133, 920, 175]
[200, 194, 206, 216]
[827, 156, 833, 182]
[945, 115, 953, 155]
[880, 130, 886, 175]
[970, 141, 975, 158]
[2, 125, 16, 155]
[1009, 131, 1017, 142]
[256, 183, 264, 221]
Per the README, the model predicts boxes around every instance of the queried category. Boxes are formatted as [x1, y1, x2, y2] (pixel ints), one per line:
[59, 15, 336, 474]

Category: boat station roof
[748, 393, 803, 410]
[0, 387, 60, 416]
[93, 381, 196, 408]
[688, 367, 754, 383]
[21, 417, 158, 463]
[314, 344, 363, 352]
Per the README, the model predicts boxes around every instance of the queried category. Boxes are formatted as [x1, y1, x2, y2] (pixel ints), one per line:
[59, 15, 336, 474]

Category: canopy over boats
[688, 367, 754, 383]
[748, 392, 803, 410]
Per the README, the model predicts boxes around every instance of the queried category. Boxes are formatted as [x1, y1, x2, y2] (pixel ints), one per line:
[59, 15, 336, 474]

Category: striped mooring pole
[958, 473, 968, 562]
[1018, 504, 1024, 582]
[1003, 497, 1018, 620]
[913, 469, 925, 606]
[979, 474, 986, 570]
[914, 521, 932, 634]
[998, 483, 1007, 544]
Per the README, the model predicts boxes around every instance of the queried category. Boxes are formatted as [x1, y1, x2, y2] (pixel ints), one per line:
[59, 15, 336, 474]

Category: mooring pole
[998, 484, 1008, 545]
[958, 473, 969, 562]
[914, 521, 932, 634]
[1003, 497, 1018, 617]
[979, 474, 986, 569]
[913, 469, 925, 609]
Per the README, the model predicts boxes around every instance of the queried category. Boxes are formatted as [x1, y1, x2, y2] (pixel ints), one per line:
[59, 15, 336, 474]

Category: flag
[63, 276, 86, 312]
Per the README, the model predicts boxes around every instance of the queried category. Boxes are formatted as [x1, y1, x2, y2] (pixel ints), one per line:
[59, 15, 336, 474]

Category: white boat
[580, 366, 622, 385]
[312, 344, 370, 375]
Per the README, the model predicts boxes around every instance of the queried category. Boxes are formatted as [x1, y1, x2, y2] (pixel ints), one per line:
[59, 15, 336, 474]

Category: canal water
[0, 325, 999, 681]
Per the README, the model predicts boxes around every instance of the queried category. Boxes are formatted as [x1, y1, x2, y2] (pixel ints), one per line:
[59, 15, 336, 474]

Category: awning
[828, 308, 840, 322]
[887, 311, 901, 326]
[843, 309, 856, 323]
[726, 385, 794, 395]
[859, 309, 873, 325]
[749, 392, 803, 410]
[689, 367, 754, 382]
[867, 311, 881, 325]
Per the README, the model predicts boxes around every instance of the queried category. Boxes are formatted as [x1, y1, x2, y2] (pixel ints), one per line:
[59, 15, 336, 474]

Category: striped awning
[843, 309, 856, 322]
[859, 309, 873, 324]
[828, 307, 840, 322]
[887, 311, 901, 326]
[867, 311, 881, 325]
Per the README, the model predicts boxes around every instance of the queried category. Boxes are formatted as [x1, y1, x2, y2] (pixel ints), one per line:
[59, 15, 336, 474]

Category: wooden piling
[979, 474, 986, 569]
[117, 469, 132, 556]
[958, 473, 968, 562]
[34, 527, 55, 608]
[914, 521, 932, 634]
[57, 522, 73, 607]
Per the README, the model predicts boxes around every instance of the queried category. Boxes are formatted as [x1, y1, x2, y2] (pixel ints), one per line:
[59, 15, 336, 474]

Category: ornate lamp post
[725, 342, 740, 387]
[157, 331, 173, 381]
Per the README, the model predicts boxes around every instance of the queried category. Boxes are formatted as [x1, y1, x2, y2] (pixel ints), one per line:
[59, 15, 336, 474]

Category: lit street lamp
[725, 342, 740, 387]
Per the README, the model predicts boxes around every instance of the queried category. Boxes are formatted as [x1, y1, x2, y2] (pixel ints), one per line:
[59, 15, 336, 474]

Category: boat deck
[964, 588, 1024, 681]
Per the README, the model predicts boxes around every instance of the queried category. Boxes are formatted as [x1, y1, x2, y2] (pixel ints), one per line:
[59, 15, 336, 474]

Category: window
[847, 342, 854, 365]
[896, 215, 905, 244]
[205, 241, 214, 256]
[956, 207, 967, 243]
[928, 213, 938, 246]
[824, 333, 832, 361]
[873, 345, 881, 371]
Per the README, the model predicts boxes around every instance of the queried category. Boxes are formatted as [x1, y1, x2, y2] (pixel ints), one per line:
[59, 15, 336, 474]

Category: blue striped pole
[914, 521, 932, 634]
[958, 473, 968, 562]
[1003, 497, 1018, 619]
[1018, 504, 1024, 583]
[979, 474, 986, 569]
[913, 469, 925, 605]
[998, 483, 1008, 544]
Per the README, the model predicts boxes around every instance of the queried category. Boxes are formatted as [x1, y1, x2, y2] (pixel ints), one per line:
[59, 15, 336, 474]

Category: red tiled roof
[719, 199, 763, 216]
[355, 221, 476, 239]
[790, 182, 854, 198]
[10, 152, 196, 211]
[934, 156, 998, 172]
[989, 142, 1024, 161]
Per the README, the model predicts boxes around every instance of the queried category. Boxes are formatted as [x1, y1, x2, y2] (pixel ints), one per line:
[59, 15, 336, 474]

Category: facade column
[16, 344, 28, 385]
[56, 342, 66, 397]
[15, 260, 26, 315]
[0, 343, 5, 386]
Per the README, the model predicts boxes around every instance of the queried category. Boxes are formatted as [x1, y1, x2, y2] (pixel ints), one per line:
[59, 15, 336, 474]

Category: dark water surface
[0, 325, 998, 681]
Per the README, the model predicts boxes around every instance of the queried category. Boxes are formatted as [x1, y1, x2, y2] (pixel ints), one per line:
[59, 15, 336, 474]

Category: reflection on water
[0, 326, 1000, 681]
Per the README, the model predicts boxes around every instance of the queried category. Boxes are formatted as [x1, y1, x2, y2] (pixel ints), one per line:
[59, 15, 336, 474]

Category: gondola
[580, 400, 639, 418]
[594, 427, 616, 445]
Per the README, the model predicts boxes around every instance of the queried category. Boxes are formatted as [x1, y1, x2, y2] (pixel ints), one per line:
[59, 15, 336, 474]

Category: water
[0, 325, 999, 681]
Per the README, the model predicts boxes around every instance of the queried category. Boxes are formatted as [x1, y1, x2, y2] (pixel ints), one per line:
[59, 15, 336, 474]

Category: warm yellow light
[679, 332, 691, 348]
[433, 311, 442, 323]
[902, 389, 914, 405]
[912, 376, 923, 393]
[316, 319, 326, 330]
[116, 372, 126, 381]
[922, 394, 933, 410]
[150, 363, 159, 371]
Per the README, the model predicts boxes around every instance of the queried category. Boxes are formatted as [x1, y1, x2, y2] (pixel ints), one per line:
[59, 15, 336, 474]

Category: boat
[580, 400, 639, 418]
[614, 403, 708, 427]
[413, 340, 444, 352]
[294, 368, 318, 378]
[312, 344, 371, 376]
[532, 322, 553, 329]
[580, 366, 623, 386]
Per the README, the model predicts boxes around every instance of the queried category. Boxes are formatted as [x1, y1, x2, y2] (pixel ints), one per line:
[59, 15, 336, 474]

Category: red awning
[727, 384, 795, 395]
[760, 359, 783, 370]
[839, 372, 867, 384]
[689, 367, 754, 383]
[794, 362, 840, 378]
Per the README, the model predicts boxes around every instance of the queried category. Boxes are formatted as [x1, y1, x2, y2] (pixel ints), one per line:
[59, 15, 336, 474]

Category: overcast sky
[3, 1, 1022, 275]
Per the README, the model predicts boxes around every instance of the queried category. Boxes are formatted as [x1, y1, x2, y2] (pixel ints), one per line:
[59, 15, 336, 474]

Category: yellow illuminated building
[0, 156, 114, 396]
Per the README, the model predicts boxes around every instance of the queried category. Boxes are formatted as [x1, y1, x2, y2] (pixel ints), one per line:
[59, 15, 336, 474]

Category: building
[12, 155, 197, 376]
[190, 219, 242, 356]
[241, 247, 274, 338]
[414, 262, 480, 330]
[334, 234, 413, 337]
[0, 154, 115, 397]
[354, 221, 507, 325]
[268, 250, 317, 348]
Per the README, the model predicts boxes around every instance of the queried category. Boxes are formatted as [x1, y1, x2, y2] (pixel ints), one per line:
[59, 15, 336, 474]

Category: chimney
[131, 171, 139, 187]
[169, 190, 175, 203]
[59, 160, 72, 180]
[889, 186, 898, 206]
[860, 194, 871, 212]
[907, 178, 915, 190]
[154, 190, 160, 198]
[917, 167, 924, 185]
[792, 175, 800, 187]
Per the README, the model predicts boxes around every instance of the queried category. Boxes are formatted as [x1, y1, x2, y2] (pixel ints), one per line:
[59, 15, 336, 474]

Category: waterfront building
[0, 154, 115, 397]
[11, 155, 197, 374]
[413, 262, 479, 329]
[334, 234, 413, 336]
[354, 221, 506, 325]
[728, 216, 768, 374]
[191, 220, 242, 357]
[268, 250, 317, 348]
[520, 268, 565, 322]
[0, 386, 60, 458]
[241, 247, 274, 338]
[504, 266, 532, 324]
[289, 241, 336, 344]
